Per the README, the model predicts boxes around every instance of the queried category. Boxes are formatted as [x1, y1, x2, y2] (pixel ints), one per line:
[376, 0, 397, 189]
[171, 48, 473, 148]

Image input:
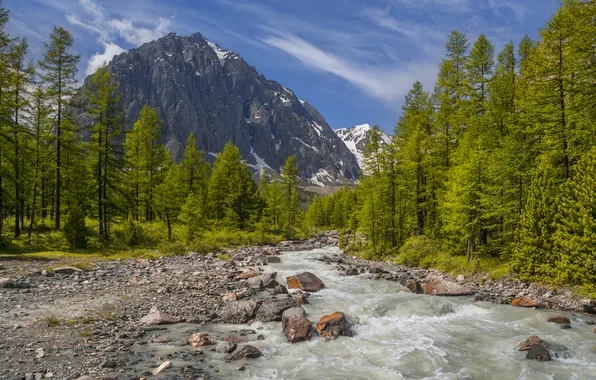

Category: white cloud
[67, 0, 172, 75]
[262, 33, 437, 103]
[86, 42, 125, 76]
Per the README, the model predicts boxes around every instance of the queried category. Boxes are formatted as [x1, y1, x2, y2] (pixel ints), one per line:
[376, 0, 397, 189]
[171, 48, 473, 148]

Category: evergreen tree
[281, 155, 301, 233]
[155, 157, 185, 241]
[38, 26, 80, 229]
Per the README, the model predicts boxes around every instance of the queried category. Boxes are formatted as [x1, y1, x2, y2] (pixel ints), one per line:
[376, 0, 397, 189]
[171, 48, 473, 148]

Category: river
[141, 247, 596, 379]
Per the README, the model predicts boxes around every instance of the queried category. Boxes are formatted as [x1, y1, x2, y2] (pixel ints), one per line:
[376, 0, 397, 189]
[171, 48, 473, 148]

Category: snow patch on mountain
[335, 124, 390, 169]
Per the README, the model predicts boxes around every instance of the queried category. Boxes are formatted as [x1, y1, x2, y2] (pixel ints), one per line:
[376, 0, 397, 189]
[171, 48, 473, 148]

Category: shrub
[398, 236, 442, 268]
[157, 240, 186, 256]
[122, 213, 142, 246]
[63, 204, 90, 249]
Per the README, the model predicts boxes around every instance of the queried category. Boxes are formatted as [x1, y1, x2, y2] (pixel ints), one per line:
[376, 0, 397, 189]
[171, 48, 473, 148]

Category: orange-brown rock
[189, 333, 215, 347]
[519, 336, 543, 351]
[286, 272, 325, 292]
[316, 312, 352, 339]
[547, 315, 570, 324]
[294, 292, 309, 305]
[237, 269, 258, 280]
[512, 297, 539, 308]
[282, 307, 311, 343]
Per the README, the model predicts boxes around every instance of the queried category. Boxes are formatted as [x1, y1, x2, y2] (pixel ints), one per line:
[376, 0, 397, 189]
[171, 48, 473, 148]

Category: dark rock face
[77, 32, 359, 185]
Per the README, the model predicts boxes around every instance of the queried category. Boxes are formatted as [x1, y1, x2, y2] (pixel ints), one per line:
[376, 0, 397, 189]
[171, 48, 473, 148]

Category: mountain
[334, 124, 391, 169]
[77, 32, 359, 186]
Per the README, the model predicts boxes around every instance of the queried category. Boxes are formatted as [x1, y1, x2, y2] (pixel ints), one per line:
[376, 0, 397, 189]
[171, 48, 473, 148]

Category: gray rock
[100, 359, 117, 368]
[138, 307, 181, 325]
[218, 300, 259, 324]
[53, 267, 83, 274]
[225, 345, 262, 360]
[255, 296, 298, 322]
[266, 256, 281, 264]
[424, 276, 474, 296]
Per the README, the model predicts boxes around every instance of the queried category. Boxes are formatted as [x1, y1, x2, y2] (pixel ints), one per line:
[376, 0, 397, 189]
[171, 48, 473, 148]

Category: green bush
[397, 236, 442, 267]
[157, 240, 186, 256]
[122, 214, 142, 246]
[63, 205, 90, 249]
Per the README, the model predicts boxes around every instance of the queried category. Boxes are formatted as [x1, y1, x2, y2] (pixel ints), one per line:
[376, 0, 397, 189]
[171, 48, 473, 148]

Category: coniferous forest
[0, 1, 304, 256]
[306, 0, 596, 288]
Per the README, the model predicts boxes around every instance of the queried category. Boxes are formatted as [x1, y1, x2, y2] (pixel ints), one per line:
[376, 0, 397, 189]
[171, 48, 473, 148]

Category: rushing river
[139, 247, 596, 379]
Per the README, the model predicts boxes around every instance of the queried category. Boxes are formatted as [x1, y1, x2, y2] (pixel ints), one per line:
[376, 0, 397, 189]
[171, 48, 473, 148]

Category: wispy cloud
[262, 32, 436, 103]
[67, 0, 172, 75]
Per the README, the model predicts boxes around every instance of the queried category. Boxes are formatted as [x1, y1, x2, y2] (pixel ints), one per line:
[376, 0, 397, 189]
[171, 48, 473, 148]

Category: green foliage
[397, 236, 443, 267]
[62, 203, 90, 249]
[122, 213, 142, 246]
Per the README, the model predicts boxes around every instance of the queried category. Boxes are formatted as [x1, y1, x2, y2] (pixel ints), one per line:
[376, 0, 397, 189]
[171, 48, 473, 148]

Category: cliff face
[335, 124, 391, 169]
[78, 32, 359, 185]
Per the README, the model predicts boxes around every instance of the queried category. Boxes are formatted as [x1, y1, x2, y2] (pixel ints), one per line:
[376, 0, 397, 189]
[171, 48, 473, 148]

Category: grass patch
[217, 253, 231, 261]
[46, 315, 60, 327]
[79, 330, 91, 338]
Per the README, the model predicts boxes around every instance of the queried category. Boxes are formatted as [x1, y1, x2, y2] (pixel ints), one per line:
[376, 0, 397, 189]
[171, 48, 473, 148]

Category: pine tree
[281, 155, 301, 234]
[155, 157, 185, 241]
[38, 26, 80, 230]
[180, 133, 209, 206]
[0, 1, 11, 237]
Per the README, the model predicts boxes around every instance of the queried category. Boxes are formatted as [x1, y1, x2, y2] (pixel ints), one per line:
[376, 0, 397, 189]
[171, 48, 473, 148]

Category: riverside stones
[519, 336, 569, 360]
[247, 272, 278, 289]
[287, 272, 325, 292]
[512, 297, 539, 308]
[294, 291, 309, 305]
[225, 345, 262, 360]
[255, 295, 298, 322]
[423, 276, 474, 296]
[152, 361, 172, 375]
[138, 307, 181, 325]
[583, 299, 596, 314]
[53, 267, 83, 275]
[316, 312, 352, 339]
[404, 278, 423, 294]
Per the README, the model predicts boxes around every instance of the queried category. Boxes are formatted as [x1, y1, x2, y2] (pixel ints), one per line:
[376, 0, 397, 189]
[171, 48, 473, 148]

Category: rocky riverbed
[1, 232, 594, 379]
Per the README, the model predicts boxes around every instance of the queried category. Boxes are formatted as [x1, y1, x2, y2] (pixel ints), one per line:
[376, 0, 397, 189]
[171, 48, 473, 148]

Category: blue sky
[5, 0, 560, 133]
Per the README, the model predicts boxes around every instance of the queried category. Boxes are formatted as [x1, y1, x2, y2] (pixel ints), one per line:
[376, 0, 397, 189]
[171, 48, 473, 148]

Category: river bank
[1, 232, 594, 379]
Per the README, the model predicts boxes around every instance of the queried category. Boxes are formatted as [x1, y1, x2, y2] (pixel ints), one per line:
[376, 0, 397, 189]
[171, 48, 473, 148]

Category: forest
[306, 0, 596, 288]
[0, 1, 304, 256]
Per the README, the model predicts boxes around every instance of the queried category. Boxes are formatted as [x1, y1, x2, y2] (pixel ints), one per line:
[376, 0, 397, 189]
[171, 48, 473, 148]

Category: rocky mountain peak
[334, 124, 391, 169]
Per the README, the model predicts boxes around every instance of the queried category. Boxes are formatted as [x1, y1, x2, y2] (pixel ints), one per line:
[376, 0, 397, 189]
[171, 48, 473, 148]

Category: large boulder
[282, 307, 312, 343]
[139, 307, 181, 325]
[287, 272, 325, 292]
[423, 276, 474, 296]
[225, 345, 262, 360]
[316, 312, 352, 339]
[247, 272, 279, 289]
[255, 296, 298, 322]
[218, 300, 259, 324]
[519, 336, 569, 360]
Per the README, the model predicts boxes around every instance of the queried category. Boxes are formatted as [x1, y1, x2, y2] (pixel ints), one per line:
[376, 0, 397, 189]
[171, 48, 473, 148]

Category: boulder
[267, 256, 281, 264]
[138, 307, 181, 325]
[247, 272, 278, 289]
[560, 324, 571, 329]
[582, 299, 596, 314]
[271, 284, 288, 295]
[294, 292, 309, 305]
[423, 276, 474, 296]
[282, 307, 312, 343]
[404, 279, 423, 294]
[0, 278, 30, 289]
[512, 297, 539, 308]
[345, 267, 359, 276]
[189, 333, 216, 347]
[218, 300, 259, 324]
[225, 345, 262, 360]
[255, 296, 298, 322]
[53, 266, 83, 274]
[286, 272, 325, 292]
[547, 316, 570, 325]
[237, 269, 258, 280]
[316, 312, 352, 339]
[519, 336, 569, 360]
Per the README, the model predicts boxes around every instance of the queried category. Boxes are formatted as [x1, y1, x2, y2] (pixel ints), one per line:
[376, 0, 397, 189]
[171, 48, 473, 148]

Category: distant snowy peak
[334, 124, 391, 169]
[205, 39, 239, 66]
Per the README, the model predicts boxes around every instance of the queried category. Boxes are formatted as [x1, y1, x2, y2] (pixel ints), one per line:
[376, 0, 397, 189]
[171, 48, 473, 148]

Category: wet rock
[423, 276, 474, 296]
[216, 342, 237, 353]
[294, 292, 309, 305]
[282, 307, 311, 343]
[345, 267, 358, 276]
[512, 297, 539, 308]
[519, 336, 569, 359]
[138, 306, 181, 325]
[316, 312, 352, 339]
[247, 272, 278, 289]
[53, 266, 83, 274]
[582, 299, 596, 314]
[286, 272, 325, 292]
[527, 342, 551, 361]
[41, 270, 53, 277]
[218, 300, 259, 324]
[255, 295, 298, 322]
[560, 324, 571, 329]
[271, 284, 288, 295]
[266, 256, 281, 264]
[547, 316, 570, 324]
[225, 345, 262, 360]
[404, 279, 423, 294]
[152, 361, 172, 375]
[189, 333, 216, 347]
